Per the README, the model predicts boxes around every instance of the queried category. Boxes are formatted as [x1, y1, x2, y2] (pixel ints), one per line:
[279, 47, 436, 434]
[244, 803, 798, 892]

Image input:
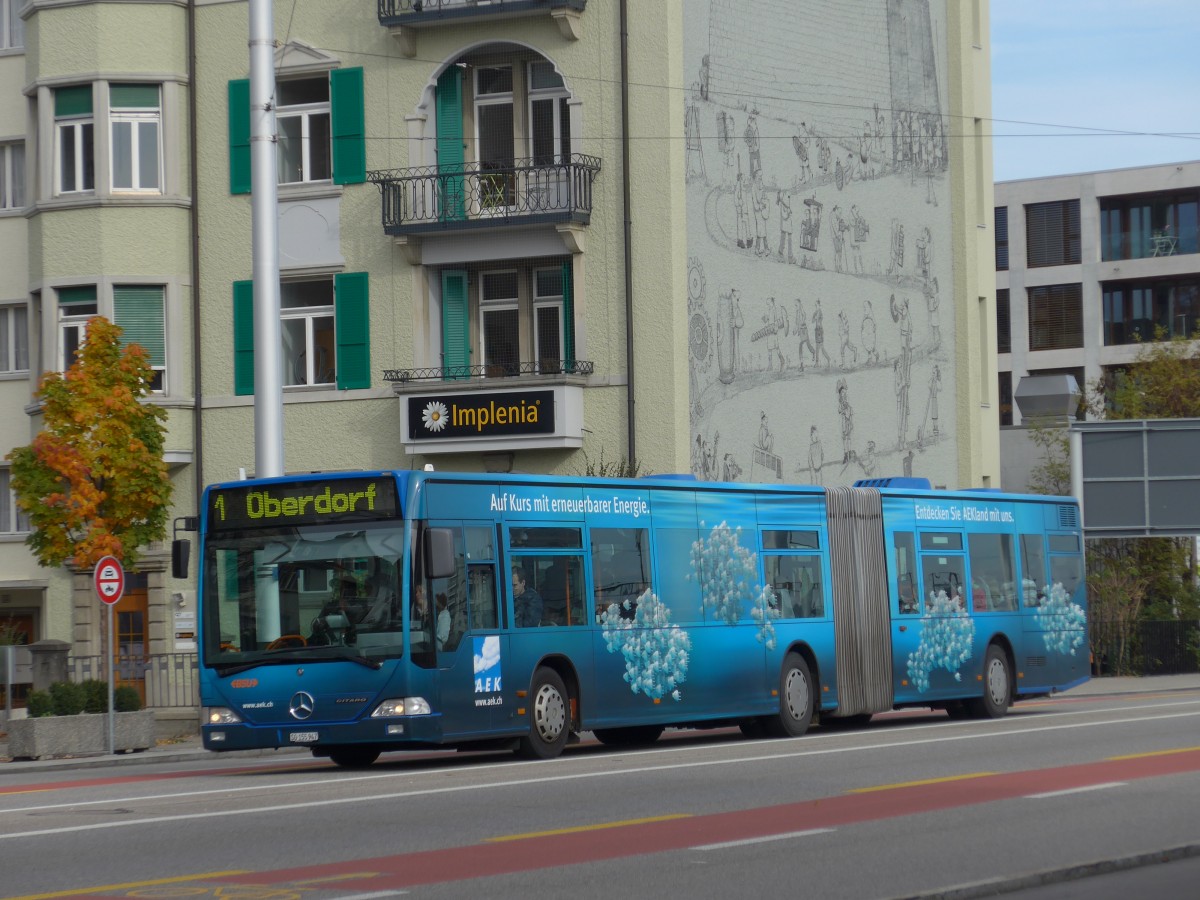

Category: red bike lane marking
[218, 747, 1200, 891]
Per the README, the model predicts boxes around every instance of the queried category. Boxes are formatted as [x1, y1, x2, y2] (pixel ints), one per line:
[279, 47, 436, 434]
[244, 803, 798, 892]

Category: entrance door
[114, 587, 149, 705]
[0, 613, 35, 708]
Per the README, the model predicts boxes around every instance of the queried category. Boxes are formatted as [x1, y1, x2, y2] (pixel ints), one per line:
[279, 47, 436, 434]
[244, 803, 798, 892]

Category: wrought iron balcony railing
[384, 359, 594, 383]
[368, 155, 601, 236]
[378, 0, 587, 29]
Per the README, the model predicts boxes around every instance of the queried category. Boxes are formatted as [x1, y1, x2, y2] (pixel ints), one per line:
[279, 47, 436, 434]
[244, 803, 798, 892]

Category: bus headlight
[371, 697, 432, 717]
[204, 706, 243, 725]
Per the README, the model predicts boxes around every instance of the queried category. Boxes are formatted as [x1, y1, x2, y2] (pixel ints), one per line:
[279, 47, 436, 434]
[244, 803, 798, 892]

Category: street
[1, 684, 1198, 899]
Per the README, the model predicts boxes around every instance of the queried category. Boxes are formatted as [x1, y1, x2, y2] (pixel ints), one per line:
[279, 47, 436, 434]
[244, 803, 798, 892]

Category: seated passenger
[512, 566, 543, 628]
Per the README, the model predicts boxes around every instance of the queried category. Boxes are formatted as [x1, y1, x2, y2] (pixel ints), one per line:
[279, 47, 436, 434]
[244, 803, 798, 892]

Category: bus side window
[799, 558, 823, 617]
[469, 564, 498, 631]
[893, 531, 918, 614]
[926, 559, 965, 610]
[1020, 533, 1047, 606]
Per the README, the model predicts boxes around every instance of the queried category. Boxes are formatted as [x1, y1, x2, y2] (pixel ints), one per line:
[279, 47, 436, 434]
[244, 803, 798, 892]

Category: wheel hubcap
[534, 684, 566, 742]
[987, 658, 1008, 706]
[784, 668, 809, 720]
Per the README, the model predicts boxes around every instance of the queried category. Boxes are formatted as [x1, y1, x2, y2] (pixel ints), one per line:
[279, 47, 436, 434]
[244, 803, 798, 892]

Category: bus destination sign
[207, 477, 400, 530]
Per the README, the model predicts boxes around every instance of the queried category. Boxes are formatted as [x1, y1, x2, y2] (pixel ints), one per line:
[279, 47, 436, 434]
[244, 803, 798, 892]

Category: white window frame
[276, 77, 331, 185]
[58, 292, 97, 370]
[110, 88, 162, 193]
[479, 269, 520, 377]
[1, 468, 31, 535]
[0, 141, 24, 210]
[1, 0, 24, 51]
[280, 279, 336, 387]
[473, 66, 515, 212]
[532, 267, 564, 370]
[527, 61, 570, 166]
[55, 117, 94, 195]
[0, 302, 28, 373]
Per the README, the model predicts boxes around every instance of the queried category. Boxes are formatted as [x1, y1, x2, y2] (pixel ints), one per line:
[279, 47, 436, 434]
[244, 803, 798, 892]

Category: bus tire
[765, 653, 814, 738]
[517, 668, 571, 760]
[593, 725, 664, 747]
[327, 747, 381, 768]
[969, 645, 1012, 719]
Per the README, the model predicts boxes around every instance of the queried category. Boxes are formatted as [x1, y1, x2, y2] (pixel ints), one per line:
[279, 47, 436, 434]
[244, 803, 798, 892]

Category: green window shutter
[113, 286, 165, 366]
[441, 269, 469, 380]
[233, 280, 255, 396]
[335, 272, 370, 390]
[435, 67, 465, 222]
[55, 85, 93, 118]
[330, 67, 366, 185]
[228, 80, 251, 195]
[110, 84, 159, 109]
[562, 260, 574, 366]
[58, 285, 98, 306]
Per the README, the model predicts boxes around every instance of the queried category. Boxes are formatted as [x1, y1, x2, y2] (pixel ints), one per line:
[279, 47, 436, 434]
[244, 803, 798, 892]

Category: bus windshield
[201, 521, 407, 670]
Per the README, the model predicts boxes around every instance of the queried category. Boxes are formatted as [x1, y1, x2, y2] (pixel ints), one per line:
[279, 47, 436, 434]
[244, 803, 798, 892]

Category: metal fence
[67, 653, 200, 709]
[1092, 620, 1200, 676]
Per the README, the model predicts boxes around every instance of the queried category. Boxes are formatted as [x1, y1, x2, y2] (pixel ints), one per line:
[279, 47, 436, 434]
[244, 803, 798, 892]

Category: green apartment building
[0, 0, 998, 717]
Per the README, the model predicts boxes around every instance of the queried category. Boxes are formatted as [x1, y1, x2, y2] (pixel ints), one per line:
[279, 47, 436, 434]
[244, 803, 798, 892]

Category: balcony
[379, 0, 588, 54]
[368, 155, 601, 238]
[384, 359, 594, 383]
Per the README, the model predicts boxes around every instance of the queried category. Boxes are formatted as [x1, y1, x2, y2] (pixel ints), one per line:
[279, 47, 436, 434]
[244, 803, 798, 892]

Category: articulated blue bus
[179, 470, 1088, 766]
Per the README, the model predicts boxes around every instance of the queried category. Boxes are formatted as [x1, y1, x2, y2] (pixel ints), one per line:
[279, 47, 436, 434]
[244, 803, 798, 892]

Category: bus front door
[432, 527, 509, 742]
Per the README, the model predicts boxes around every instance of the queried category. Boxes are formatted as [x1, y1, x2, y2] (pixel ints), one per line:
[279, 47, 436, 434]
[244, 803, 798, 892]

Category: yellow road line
[487, 813, 692, 842]
[4, 871, 249, 900]
[1107, 746, 1200, 761]
[848, 772, 998, 794]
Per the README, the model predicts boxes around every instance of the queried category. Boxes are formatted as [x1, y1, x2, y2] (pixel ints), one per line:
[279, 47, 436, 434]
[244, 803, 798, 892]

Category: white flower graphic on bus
[689, 520, 778, 649]
[421, 401, 449, 432]
[1035, 583, 1087, 656]
[601, 591, 691, 701]
[906, 589, 976, 692]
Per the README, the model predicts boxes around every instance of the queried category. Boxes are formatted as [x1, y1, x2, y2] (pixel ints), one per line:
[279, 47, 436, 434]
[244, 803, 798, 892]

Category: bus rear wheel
[968, 645, 1012, 719]
[593, 725, 664, 747]
[764, 653, 814, 738]
[327, 747, 381, 768]
[517, 668, 571, 760]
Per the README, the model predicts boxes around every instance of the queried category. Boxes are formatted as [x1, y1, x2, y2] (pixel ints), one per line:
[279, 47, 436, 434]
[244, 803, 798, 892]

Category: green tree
[6, 316, 172, 569]
[1087, 331, 1200, 421]
[1025, 417, 1071, 497]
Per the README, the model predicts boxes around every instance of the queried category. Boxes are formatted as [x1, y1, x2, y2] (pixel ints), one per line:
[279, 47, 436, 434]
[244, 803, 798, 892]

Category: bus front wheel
[327, 747, 381, 768]
[765, 653, 814, 738]
[968, 645, 1012, 719]
[517, 668, 571, 760]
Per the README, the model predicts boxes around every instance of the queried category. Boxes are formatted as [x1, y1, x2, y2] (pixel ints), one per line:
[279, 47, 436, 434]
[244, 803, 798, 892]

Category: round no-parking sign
[94, 556, 125, 605]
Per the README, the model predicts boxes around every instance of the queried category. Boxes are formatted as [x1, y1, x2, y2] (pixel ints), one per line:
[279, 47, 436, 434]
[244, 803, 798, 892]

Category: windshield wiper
[213, 647, 382, 677]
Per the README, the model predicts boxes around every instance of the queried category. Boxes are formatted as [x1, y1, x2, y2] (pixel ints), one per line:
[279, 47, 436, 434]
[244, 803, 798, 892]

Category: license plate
[289, 731, 318, 743]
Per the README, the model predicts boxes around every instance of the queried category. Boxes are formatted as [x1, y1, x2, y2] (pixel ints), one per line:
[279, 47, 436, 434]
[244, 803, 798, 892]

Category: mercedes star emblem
[289, 691, 315, 720]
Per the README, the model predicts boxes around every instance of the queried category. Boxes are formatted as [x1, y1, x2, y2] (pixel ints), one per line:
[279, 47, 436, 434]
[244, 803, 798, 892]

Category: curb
[891, 842, 1200, 899]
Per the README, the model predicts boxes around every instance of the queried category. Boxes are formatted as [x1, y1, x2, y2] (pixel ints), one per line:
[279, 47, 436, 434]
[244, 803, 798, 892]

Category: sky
[990, 1, 1200, 182]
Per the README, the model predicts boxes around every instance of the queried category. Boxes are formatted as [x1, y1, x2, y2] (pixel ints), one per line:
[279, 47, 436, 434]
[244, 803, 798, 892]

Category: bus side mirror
[425, 527, 455, 579]
[171, 516, 198, 579]
[172, 539, 191, 579]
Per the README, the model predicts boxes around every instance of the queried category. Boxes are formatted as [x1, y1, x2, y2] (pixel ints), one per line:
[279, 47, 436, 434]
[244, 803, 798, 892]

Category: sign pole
[107, 603, 115, 754]
[94, 556, 126, 756]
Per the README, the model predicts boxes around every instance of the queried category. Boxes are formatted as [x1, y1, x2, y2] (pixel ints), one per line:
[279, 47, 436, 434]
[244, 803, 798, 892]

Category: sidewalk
[2, 673, 1197, 772]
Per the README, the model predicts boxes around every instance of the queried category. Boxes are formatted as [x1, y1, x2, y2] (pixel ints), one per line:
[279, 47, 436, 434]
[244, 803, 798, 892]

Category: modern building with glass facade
[994, 159, 1200, 488]
[0, 0, 997, 721]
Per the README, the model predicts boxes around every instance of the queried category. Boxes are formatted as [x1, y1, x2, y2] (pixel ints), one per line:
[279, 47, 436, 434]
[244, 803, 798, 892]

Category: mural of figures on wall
[686, 0, 955, 487]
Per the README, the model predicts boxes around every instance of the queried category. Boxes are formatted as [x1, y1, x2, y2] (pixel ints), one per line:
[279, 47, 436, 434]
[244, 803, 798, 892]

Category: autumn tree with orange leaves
[6, 316, 172, 569]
